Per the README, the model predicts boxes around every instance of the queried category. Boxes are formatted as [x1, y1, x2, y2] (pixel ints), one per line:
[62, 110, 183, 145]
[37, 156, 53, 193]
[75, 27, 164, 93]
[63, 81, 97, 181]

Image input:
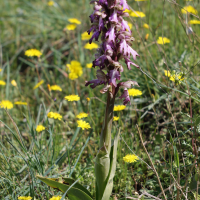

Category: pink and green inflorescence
[85, 0, 139, 105]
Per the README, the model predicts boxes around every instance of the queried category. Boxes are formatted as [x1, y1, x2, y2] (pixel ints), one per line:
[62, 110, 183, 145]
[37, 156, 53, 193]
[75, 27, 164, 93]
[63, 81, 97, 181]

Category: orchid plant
[37, 0, 139, 199]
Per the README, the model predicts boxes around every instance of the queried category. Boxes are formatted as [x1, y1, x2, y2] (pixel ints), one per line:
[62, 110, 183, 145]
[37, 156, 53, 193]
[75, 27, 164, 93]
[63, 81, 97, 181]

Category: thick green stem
[95, 91, 116, 200]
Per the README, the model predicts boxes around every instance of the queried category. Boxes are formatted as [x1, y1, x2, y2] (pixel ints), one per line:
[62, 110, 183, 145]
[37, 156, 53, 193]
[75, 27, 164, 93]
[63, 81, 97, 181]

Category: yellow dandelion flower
[50, 196, 62, 200]
[68, 18, 81, 25]
[36, 125, 45, 132]
[124, 9, 131, 14]
[128, 22, 133, 29]
[81, 32, 91, 40]
[18, 196, 32, 200]
[128, 89, 142, 97]
[86, 63, 93, 68]
[76, 112, 88, 119]
[11, 80, 17, 87]
[47, 112, 62, 120]
[48, 1, 54, 6]
[0, 80, 6, 86]
[181, 5, 197, 15]
[66, 60, 83, 80]
[190, 20, 200, 24]
[130, 11, 145, 18]
[84, 42, 98, 50]
[113, 116, 119, 121]
[77, 120, 91, 130]
[33, 80, 44, 89]
[164, 70, 171, 77]
[50, 85, 62, 91]
[65, 24, 77, 31]
[14, 101, 27, 105]
[123, 154, 139, 163]
[0, 100, 13, 109]
[86, 97, 90, 102]
[25, 49, 42, 57]
[65, 95, 80, 101]
[157, 37, 170, 45]
[114, 105, 126, 111]
[143, 23, 149, 29]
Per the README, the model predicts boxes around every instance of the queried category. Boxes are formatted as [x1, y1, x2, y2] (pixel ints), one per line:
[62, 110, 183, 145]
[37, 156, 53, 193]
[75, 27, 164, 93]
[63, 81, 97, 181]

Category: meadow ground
[0, 0, 200, 199]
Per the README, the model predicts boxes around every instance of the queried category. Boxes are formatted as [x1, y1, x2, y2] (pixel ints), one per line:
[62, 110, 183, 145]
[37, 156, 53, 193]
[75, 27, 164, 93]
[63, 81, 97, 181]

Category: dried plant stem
[136, 124, 167, 200]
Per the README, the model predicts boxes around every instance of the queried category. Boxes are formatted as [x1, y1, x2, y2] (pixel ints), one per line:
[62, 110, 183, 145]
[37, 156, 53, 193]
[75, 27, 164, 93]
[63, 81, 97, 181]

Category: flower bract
[128, 89, 142, 97]
[157, 37, 170, 44]
[25, 49, 42, 57]
[123, 154, 139, 163]
[114, 105, 126, 111]
[47, 112, 62, 120]
[77, 120, 91, 130]
[65, 95, 80, 101]
[0, 100, 13, 109]
[76, 112, 88, 119]
[33, 80, 44, 89]
[36, 125, 45, 132]
[84, 42, 98, 50]
[50, 85, 62, 91]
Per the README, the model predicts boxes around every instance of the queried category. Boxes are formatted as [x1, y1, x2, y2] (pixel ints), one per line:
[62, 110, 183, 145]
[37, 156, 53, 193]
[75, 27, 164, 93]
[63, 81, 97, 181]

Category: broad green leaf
[37, 175, 93, 200]
[62, 178, 92, 198]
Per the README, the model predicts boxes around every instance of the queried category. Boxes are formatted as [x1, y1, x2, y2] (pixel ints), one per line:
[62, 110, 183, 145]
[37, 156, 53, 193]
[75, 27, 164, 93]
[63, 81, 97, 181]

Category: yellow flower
[145, 33, 149, 40]
[113, 116, 119, 121]
[11, 80, 17, 87]
[0, 80, 6, 86]
[86, 97, 90, 102]
[157, 37, 170, 44]
[65, 95, 80, 101]
[66, 60, 83, 80]
[164, 70, 171, 77]
[50, 196, 62, 200]
[0, 100, 13, 109]
[33, 80, 44, 89]
[50, 85, 62, 91]
[128, 89, 142, 97]
[127, 22, 132, 29]
[14, 101, 27, 105]
[190, 20, 200, 24]
[84, 42, 98, 50]
[36, 125, 45, 132]
[68, 18, 81, 25]
[48, 1, 54, 6]
[181, 5, 197, 15]
[47, 112, 62, 120]
[86, 63, 93, 68]
[114, 105, 126, 111]
[143, 23, 149, 29]
[124, 9, 131, 14]
[25, 49, 42, 57]
[65, 24, 77, 31]
[123, 154, 139, 163]
[77, 120, 91, 130]
[0, 68, 2, 72]
[18, 196, 32, 200]
[130, 11, 145, 18]
[76, 112, 88, 119]
[81, 32, 91, 40]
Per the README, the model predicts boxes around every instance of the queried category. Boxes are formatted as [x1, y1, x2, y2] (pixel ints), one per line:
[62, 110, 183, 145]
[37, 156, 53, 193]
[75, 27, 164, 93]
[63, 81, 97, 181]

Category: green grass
[0, 0, 200, 199]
